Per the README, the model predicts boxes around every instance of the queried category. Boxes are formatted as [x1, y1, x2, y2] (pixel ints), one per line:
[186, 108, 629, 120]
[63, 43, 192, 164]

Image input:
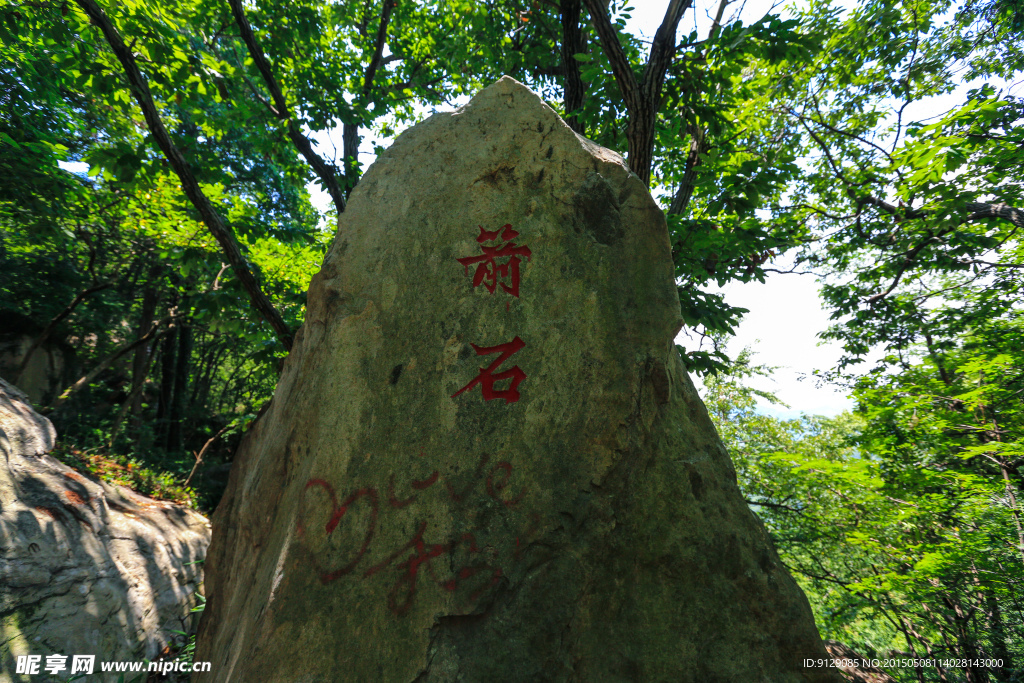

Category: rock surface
[0, 311, 75, 407]
[0, 378, 209, 682]
[196, 77, 838, 682]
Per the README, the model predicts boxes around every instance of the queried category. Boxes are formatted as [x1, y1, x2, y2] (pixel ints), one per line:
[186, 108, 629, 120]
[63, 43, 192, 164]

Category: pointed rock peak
[196, 78, 836, 683]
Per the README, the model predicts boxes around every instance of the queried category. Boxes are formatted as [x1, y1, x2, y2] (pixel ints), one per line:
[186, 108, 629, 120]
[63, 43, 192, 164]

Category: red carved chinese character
[457, 224, 532, 297]
[451, 336, 526, 404]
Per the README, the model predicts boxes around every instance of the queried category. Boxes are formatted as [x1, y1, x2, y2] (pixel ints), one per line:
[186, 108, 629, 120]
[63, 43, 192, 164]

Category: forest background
[1, 0, 1022, 680]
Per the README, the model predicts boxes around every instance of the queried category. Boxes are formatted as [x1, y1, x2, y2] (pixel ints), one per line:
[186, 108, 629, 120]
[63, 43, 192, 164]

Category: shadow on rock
[0, 378, 210, 682]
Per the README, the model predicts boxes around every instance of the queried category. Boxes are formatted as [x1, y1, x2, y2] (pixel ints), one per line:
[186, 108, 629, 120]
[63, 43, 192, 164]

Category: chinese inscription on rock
[452, 224, 531, 403]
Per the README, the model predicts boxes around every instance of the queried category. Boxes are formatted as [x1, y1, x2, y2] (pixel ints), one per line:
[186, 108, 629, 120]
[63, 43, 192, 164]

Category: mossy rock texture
[195, 77, 837, 683]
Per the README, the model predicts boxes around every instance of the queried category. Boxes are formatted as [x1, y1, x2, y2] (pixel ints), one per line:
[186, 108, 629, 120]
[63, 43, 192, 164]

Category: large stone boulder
[0, 378, 209, 682]
[0, 311, 75, 407]
[196, 77, 837, 682]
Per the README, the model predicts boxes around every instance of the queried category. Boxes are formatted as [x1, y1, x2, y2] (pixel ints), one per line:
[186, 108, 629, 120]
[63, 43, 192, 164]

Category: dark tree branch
[227, 0, 347, 215]
[363, 0, 395, 93]
[74, 0, 294, 351]
[583, 0, 691, 184]
[580, 0, 643, 112]
[863, 234, 947, 305]
[856, 193, 925, 220]
[559, 0, 587, 134]
[642, 0, 689, 100]
[667, 0, 734, 216]
[668, 126, 705, 215]
[860, 195, 1022, 232]
[708, 0, 732, 40]
[966, 201, 1024, 229]
[344, 0, 397, 191]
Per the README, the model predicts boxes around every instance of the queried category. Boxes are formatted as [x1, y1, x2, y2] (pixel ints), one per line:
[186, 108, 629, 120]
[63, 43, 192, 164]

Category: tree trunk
[130, 286, 158, 418]
[559, 0, 587, 135]
[167, 324, 192, 452]
[581, 0, 690, 186]
[343, 122, 361, 194]
[156, 330, 177, 450]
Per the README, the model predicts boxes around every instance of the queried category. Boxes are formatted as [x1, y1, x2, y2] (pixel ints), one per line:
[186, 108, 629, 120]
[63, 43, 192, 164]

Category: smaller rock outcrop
[0, 378, 210, 682]
[0, 311, 75, 406]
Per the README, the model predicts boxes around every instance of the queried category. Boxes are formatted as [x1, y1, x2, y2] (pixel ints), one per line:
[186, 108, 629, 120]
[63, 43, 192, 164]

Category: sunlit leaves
[708, 348, 1024, 667]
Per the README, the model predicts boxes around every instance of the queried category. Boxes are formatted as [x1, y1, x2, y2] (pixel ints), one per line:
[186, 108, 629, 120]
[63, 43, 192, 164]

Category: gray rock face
[0, 311, 75, 407]
[196, 77, 837, 682]
[0, 378, 210, 682]
[0, 378, 55, 460]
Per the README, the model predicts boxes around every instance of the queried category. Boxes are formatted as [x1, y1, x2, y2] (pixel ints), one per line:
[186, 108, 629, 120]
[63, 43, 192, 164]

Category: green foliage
[747, 4, 1024, 670]
[4, 0, 1024, 672]
[708, 348, 1024, 680]
[784, 0, 1024, 374]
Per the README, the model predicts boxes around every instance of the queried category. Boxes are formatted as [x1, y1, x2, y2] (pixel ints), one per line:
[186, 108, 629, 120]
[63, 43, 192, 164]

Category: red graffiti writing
[457, 224, 532, 297]
[486, 461, 526, 508]
[363, 522, 502, 616]
[298, 452, 528, 616]
[297, 479, 378, 582]
[451, 336, 526, 404]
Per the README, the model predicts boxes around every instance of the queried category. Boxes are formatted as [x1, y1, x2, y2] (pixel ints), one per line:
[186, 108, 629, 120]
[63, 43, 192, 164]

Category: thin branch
[15, 282, 113, 386]
[789, 107, 898, 166]
[48, 315, 174, 412]
[184, 423, 231, 489]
